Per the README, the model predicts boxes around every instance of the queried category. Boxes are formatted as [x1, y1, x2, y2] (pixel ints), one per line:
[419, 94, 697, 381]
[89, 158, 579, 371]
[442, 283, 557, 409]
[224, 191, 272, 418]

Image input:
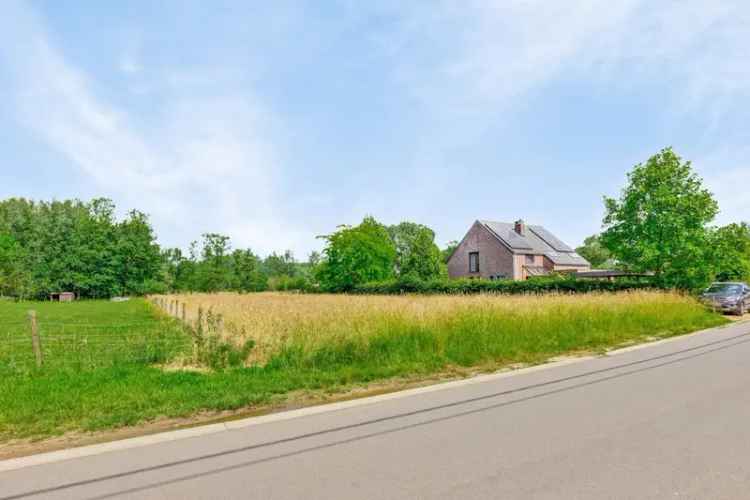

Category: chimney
[514, 219, 526, 236]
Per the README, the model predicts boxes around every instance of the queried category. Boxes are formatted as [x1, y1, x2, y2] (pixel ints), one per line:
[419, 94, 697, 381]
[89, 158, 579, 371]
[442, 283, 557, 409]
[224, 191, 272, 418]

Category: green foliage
[165, 236, 272, 293]
[387, 222, 444, 280]
[230, 249, 268, 292]
[0, 235, 32, 298]
[0, 198, 162, 298]
[710, 223, 750, 282]
[601, 148, 719, 290]
[351, 275, 660, 295]
[575, 234, 614, 269]
[263, 250, 298, 278]
[316, 216, 397, 291]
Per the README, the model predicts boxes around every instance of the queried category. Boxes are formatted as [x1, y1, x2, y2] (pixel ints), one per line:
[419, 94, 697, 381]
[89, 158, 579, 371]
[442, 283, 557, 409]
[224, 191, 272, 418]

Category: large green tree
[316, 216, 396, 291]
[575, 234, 613, 269]
[601, 148, 719, 289]
[711, 223, 750, 282]
[387, 222, 444, 280]
[229, 249, 268, 291]
[0, 197, 163, 298]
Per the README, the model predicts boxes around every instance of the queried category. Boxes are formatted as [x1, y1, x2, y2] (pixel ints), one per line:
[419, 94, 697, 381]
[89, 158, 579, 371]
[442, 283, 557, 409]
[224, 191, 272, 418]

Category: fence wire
[0, 320, 192, 376]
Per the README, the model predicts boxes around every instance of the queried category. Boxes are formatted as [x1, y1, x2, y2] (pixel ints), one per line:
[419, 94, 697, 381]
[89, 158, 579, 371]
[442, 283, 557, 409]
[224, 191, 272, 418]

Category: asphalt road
[3, 321, 750, 500]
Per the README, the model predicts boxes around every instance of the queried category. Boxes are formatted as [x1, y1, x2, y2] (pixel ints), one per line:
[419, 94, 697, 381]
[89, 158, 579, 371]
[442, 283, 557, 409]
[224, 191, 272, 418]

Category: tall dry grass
[154, 291, 725, 367]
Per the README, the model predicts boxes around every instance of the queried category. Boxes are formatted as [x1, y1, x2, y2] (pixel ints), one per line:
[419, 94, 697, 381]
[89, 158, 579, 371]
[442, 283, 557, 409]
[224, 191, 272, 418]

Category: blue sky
[1, 1, 749, 257]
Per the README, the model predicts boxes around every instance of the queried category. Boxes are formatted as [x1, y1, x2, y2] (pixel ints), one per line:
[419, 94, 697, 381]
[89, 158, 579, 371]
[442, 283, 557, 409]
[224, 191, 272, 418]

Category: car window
[707, 284, 743, 294]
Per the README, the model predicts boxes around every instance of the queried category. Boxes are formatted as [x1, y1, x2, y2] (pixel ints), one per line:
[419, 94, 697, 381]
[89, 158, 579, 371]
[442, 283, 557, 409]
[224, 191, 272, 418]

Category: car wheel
[738, 301, 747, 316]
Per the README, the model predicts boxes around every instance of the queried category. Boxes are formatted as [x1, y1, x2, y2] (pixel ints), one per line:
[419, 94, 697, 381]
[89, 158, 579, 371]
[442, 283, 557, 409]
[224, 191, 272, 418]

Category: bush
[351, 276, 662, 295]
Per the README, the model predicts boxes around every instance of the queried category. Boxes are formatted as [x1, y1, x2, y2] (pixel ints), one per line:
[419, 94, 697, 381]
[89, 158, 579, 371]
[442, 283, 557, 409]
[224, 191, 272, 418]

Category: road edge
[0, 321, 742, 473]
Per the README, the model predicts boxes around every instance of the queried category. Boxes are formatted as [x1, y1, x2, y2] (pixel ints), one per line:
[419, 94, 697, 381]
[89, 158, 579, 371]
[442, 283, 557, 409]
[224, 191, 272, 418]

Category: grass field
[0, 299, 189, 376]
[0, 292, 729, 442]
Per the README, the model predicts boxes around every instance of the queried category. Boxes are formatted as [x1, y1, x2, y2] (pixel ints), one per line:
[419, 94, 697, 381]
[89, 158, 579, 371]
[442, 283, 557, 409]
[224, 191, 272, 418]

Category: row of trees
[1, 148, 748, 298]
[0, 198, 447, 298]
[161, 236, 315, 293]
[0, 198, 161, 299]
[575, 148, 750, 289]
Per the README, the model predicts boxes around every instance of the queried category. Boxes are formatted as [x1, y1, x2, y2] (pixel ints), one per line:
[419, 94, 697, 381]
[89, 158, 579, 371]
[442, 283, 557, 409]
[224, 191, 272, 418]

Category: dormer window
[469, 252, 479, 273]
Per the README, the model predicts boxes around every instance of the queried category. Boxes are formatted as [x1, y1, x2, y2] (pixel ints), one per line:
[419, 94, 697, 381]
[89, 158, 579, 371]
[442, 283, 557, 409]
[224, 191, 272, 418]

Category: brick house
[447, 219, 590, 280]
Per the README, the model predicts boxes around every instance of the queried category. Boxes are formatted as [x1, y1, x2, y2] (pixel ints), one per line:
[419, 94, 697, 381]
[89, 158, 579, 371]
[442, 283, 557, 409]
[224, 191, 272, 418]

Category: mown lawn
[0, 293, 729, 442]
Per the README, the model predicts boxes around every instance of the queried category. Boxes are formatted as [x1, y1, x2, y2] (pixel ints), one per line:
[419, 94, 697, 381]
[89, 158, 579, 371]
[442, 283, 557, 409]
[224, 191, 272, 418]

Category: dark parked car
[701, 282, 750, 315]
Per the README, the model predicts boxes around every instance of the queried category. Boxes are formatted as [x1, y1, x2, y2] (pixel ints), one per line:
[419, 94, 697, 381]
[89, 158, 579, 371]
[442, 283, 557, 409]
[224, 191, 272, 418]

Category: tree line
[1, 147, 748, 298]
[0, 198, 446, 298]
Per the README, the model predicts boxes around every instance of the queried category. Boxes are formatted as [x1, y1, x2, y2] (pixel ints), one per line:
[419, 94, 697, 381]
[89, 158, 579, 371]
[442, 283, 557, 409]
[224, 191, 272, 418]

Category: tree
[316, 216, 396, 291]
[0, 234, 32, 298]
[601, 147, 718, 289]
[194, 233, 232, 291]
[387, 222, 443, 280]
[229, 249, 268, 291]
[711, 223, 750, 282]
[575, 234, 613, 269]
[263, 250, 298, 278]
[0, 197, 165, 298]
[115, 210, 162, 294]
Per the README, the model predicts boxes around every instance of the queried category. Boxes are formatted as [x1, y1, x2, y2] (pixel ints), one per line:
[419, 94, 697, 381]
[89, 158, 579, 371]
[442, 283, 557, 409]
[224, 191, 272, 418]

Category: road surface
[3, 320, 750, 499]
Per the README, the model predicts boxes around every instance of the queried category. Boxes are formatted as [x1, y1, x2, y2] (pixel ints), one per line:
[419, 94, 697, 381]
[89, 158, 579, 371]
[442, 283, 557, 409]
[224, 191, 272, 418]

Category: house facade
[447, 219, 590, 281]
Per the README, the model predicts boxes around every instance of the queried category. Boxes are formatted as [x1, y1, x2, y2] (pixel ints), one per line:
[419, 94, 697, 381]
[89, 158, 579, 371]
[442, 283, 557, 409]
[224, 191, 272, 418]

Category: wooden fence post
[181, 303, 186, 323]
[28, 310, 42, 368]
[194, 306, 204, 364]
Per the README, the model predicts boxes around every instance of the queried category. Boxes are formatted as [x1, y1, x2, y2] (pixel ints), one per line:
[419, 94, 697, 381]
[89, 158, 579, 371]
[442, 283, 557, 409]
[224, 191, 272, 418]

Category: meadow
[0, 291, 728, 443]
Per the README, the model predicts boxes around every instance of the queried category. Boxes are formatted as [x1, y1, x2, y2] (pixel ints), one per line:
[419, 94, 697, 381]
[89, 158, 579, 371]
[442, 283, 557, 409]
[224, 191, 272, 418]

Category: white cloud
[367, 0, 750, 228]
[375, 0, 750, 118]
[696, 148, 750, 224]
[0, 1, 302, 255]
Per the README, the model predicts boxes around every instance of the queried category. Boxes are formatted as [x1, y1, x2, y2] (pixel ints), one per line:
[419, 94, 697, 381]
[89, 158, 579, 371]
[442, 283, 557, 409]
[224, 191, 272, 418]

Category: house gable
[447, 221, 517, 280]
[449, 219, 591, 281]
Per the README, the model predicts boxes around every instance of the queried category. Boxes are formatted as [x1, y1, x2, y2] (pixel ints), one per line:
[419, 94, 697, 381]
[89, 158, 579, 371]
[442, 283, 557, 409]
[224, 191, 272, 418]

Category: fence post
[28, 310, 43, 368]
[181, 302, 186, 323]
[194, 306, 204, 364]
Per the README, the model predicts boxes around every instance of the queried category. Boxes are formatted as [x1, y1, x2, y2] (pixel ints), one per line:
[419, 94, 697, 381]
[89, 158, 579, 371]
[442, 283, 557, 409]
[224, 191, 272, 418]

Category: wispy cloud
[696, 147, 750, 225]
[372, 0, 750, 118]
[366, 0, 750, 225]
[0, 1, 304, 254]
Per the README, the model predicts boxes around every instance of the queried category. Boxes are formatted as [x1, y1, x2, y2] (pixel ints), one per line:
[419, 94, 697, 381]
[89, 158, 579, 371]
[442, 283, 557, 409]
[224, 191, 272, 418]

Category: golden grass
[154, 291, 719, 364]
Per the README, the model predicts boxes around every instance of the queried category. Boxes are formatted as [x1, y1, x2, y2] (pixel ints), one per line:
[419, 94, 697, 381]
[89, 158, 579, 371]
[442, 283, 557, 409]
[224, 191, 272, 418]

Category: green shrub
[351, 276, 662, 295]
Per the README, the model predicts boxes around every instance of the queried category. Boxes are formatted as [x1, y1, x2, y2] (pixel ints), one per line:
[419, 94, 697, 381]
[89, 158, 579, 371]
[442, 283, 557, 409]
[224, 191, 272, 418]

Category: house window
[469, 252, 479, 273]
[525, 254, 535, 265]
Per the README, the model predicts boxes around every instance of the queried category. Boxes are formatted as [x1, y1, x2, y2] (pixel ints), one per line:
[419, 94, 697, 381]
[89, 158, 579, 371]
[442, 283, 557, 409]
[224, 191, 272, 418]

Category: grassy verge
[0, 292, 729, 442]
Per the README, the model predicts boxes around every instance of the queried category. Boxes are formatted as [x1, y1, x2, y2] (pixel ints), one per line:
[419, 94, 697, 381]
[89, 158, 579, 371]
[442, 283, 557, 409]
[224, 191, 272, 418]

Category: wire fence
[1, 298, 245, 376]
[0, 316, 192, 376]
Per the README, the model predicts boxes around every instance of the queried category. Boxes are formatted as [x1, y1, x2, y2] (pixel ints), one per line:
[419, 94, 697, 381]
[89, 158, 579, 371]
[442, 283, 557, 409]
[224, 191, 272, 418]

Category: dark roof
[479, 220, 589, 267]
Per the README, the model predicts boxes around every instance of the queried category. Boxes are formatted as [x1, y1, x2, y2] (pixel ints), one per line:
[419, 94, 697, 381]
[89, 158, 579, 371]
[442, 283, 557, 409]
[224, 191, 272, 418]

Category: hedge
[350, 276, 663, 295]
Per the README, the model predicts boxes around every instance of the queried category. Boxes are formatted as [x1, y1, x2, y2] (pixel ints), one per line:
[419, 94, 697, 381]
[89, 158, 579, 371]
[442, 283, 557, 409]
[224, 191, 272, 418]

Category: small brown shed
[50, 292, 76, 302]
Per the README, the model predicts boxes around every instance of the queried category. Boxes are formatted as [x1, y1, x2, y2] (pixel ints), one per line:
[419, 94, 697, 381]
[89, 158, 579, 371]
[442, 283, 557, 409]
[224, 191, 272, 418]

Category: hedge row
[350, 276, 663, 295]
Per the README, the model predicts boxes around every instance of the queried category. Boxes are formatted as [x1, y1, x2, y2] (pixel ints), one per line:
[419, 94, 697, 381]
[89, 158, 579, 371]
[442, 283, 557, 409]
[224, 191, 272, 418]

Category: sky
[1, 0, 749, 258]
